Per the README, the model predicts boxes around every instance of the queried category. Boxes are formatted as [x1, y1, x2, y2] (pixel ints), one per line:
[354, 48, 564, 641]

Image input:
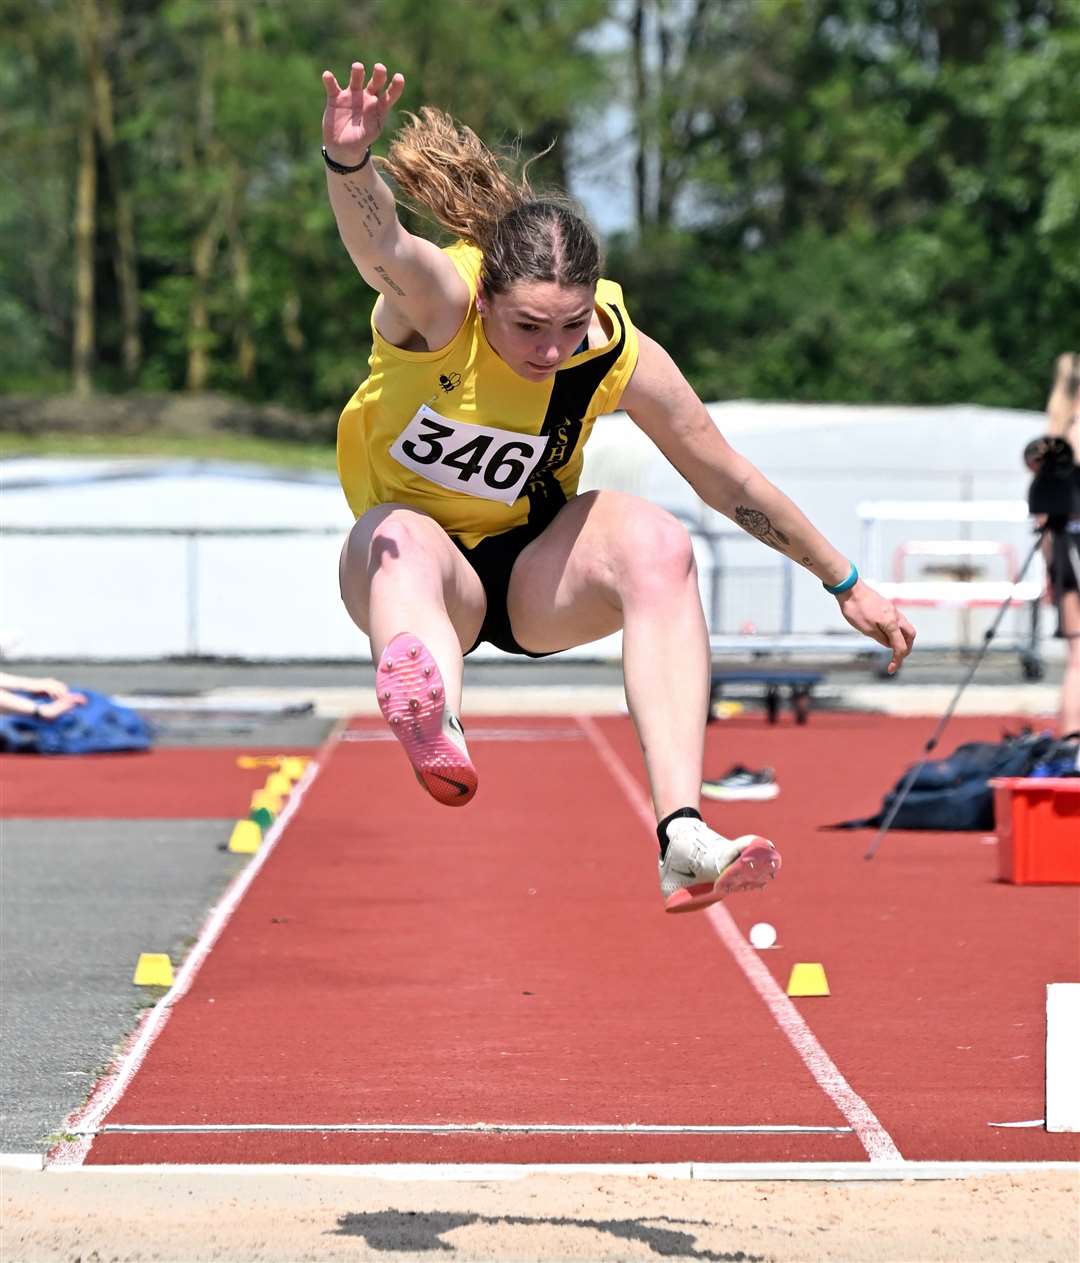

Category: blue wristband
[824, 562, 858, 595]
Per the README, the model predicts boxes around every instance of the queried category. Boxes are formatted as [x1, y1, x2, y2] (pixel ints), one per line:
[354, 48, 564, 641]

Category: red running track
[1, 748, 311, 819]
[72, 713, 1078, 1166]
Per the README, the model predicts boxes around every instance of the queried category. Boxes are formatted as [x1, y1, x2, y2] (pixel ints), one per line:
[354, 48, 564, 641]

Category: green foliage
[2, 0, 611, 411]
[3, 0, 1079, 418]
[610, 0, 1080, 407]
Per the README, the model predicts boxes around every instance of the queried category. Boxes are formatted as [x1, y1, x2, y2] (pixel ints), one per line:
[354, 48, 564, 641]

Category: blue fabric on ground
[0, 689, 153, 754]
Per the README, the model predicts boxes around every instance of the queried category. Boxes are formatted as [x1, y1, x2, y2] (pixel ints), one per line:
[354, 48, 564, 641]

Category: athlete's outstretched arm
[621, 331, 916, 672]
[321, 62, 468, 340]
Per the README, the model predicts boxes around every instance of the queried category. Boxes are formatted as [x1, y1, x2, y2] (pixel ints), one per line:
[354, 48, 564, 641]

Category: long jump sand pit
[3, 1167, 1077, 1261]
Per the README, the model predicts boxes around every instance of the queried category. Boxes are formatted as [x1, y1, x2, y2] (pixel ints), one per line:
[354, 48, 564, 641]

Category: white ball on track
[748, 921, 777, 949]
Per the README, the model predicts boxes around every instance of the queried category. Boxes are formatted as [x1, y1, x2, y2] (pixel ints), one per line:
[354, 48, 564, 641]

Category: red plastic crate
[990, 778, 1080, 884]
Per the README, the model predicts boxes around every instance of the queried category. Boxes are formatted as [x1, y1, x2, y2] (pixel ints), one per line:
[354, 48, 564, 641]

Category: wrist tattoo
[734, 505, 791, 551]
[800, 556, 813, 568]
[373, 265, 405, 297]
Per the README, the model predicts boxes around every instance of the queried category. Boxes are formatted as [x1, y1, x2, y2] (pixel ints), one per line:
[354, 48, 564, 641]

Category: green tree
[611, 0, 1080, 407]
[1, 0, 613, 409]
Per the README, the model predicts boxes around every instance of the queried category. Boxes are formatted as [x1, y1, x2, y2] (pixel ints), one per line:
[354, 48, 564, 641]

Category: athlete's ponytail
[380, 106, 601, 296]
[381, 107, 526, 248]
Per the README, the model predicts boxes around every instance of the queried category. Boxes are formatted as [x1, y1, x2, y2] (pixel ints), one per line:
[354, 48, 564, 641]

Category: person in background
[323, 61, 915, 913]
[1042, 352, 1080, 739]
[0, 672, 86, 720]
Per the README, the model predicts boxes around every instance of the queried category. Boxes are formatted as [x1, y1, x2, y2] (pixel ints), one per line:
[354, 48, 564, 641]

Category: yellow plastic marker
[281, 756, 309, 781]
[227, 819, 262, 854]
[133, 953, 174, 987]
[786, 962, 830, 997]
[250, 789, 282, 815]
[711, 701, 744, 720]
[264, 771, 292, 798]
[236, 755, 284, 770]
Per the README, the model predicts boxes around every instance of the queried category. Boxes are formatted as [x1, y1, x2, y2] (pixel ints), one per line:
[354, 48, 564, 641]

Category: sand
[3, 1168, 1078, 1262]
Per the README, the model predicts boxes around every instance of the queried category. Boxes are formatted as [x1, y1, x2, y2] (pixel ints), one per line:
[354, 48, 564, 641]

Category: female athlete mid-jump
[324, 61, 916, 913]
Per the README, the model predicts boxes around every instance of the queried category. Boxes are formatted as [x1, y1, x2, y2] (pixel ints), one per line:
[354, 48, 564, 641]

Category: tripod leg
[865, 528, 1048, 860]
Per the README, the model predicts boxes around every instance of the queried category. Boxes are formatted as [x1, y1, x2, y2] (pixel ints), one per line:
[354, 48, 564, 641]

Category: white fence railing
[1, 517, 1047, 665]
[2, 520, 812, 661]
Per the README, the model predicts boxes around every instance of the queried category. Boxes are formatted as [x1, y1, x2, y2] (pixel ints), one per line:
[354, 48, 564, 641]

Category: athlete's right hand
[321, 62, 405, 165]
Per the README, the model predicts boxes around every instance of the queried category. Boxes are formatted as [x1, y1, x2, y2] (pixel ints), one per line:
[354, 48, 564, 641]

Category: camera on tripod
[1025, 435, 1080, 520]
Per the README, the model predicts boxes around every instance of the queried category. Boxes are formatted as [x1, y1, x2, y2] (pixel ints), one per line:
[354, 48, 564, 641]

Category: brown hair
[380, 106, 601, 296]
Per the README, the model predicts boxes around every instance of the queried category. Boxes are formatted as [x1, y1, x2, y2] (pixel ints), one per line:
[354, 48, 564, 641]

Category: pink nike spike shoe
[376, 632, 477, 807]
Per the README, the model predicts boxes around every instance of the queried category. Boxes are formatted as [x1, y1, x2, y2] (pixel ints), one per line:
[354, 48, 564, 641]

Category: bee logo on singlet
[438, 372, 462, 393]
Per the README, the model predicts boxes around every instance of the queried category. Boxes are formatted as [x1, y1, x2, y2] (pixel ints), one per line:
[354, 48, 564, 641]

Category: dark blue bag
[0, 689, 153, 754]
[828, 731, 1056, 831]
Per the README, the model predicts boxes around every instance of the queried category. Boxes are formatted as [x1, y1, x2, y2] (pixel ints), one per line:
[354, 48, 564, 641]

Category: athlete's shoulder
[442, 240, 483, 293]
[596, 274, 632, 317]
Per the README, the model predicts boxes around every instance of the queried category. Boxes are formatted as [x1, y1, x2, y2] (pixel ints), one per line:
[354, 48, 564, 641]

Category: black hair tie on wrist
[321, 145, 371, 174]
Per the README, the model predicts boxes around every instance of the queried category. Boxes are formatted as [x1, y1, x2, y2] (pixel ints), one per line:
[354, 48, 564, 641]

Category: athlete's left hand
[835, 581, 916, 675]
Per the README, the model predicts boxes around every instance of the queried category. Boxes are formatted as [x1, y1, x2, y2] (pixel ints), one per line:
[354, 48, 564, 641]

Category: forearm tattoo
[343, 181, 383, 239]
[373, 265, 405, 297]
[734, 505, 791, 551]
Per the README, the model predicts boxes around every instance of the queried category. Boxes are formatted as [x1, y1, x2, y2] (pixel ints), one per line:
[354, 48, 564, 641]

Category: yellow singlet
[336, 240, 639, 548]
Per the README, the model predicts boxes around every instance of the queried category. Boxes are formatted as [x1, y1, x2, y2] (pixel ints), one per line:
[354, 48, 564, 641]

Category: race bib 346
[389, 405, 550, 506]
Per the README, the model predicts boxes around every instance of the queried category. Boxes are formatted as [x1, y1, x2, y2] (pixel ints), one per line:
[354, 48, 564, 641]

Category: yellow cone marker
[133, 953, 174, 986]
[264, 771, 292, 798]
[227, 819, 262, 854]
[711, 701, 744, 720]
[250, 789, 282, 815]
[281, 756, 309, 781]
[786, 962, 830, 997]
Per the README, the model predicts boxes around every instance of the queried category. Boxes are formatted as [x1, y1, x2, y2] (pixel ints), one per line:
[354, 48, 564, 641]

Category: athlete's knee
[618, 507, 697, 596]
[339, 506, 432, 616]
[355, 506, 441, 577]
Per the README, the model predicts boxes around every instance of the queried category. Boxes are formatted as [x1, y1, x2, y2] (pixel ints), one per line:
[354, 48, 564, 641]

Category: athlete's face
[479, 281, 595, 382]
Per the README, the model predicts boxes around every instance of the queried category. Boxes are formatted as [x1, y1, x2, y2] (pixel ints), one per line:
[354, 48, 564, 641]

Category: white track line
[576, 714, 903, 1166]
[50, 719, 347, 1169]
[12, 1160, 1077, 1181]
[80, 1122, 851, 1136]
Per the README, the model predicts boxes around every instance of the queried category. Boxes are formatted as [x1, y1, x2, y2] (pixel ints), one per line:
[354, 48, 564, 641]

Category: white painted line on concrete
[0, 1153, 44, 1171]
[1047, 982, 1080, 1132]
[577, 714, 904, 1167]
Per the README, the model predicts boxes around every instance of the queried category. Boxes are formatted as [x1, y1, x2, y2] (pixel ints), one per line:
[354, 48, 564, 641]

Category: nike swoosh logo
[448, 714, 465, 738]
[671, 866, 697, 879]
[430, 771, 470, 797]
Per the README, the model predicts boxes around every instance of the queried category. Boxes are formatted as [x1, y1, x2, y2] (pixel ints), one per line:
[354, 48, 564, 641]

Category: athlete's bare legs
[506, 489, 709, 819]
[339, 504, 486, 713]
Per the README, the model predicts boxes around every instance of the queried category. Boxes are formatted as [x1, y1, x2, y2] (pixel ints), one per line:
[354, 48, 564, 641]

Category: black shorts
[453, 517, 558, 657]
[1049, 523, 1080, 637]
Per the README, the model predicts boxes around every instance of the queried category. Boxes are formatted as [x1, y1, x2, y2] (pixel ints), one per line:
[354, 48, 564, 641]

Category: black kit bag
[827, 731, 1058, 832]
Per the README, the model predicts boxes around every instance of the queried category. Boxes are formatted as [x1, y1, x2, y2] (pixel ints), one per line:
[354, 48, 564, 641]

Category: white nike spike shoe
[659, 817, 780, 913]
[376, 632, 477, 806]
